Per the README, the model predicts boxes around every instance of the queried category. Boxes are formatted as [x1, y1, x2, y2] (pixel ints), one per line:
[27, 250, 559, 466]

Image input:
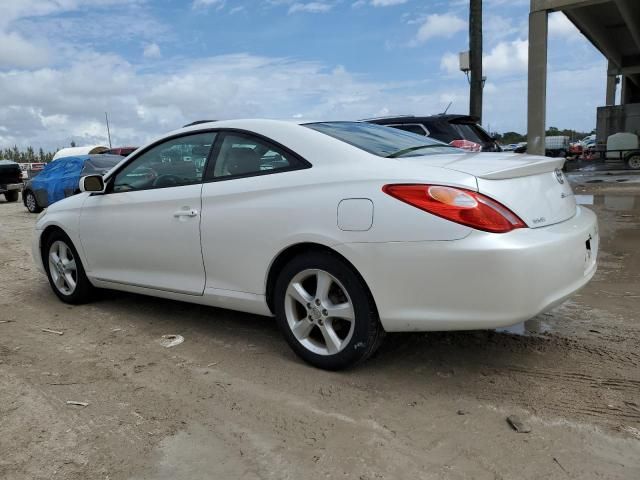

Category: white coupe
[32, 120, 598, 369]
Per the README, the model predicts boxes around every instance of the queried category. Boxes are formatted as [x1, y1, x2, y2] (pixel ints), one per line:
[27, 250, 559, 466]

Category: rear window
[389, 124, 428, 136]
[450, 123, 492, 144]
[305, 122, 457, 158]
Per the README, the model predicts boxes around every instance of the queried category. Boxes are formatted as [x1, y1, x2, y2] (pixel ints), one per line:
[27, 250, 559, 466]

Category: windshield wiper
[385, 145, 444, 158]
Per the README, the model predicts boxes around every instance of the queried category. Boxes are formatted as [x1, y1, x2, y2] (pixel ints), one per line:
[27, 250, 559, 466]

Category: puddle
[495, 317, 554, 337]
[576, 194, 640, 212]
[568, 171, 640, 184]
[575, 194, 594, 205]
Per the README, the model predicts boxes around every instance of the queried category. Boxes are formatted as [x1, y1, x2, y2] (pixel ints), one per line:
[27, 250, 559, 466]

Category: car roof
[51, 154, 123, 164]
[171, 118, 344, 136]
[364, 114, 480, 124]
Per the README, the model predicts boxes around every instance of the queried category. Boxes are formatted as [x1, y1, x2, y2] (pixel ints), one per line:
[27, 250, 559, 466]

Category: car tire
[43, 230, 94, 304]
[4, 190, 19, 202]
[274, 251, 384, 370]
[626, 154, 640, 170]
[24, 190, 42, 213]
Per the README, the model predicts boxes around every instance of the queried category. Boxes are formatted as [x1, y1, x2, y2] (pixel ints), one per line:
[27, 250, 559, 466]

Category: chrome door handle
[173, 209, 199, 218]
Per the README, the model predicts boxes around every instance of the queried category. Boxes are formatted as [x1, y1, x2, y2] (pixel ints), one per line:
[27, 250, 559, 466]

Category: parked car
[0, 160, 23, 202]
[32, 120, 598, 370]
[514, 138, 571, 158]
[102, 147, 138, 157]
[366, 114, 502, 152]
[52, 145, 109, 161]
[545, 136, 570, 158]
[18, 162, 46, 180]
[23, 154, 122, 213]
[500, 144, 520, 152]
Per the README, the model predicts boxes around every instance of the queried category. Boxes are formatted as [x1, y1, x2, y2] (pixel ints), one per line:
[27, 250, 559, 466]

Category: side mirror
[79, 175, 105, 193]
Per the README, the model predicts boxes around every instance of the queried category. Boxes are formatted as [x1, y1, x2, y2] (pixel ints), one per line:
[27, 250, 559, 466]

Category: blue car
[22, 154, 122, 213]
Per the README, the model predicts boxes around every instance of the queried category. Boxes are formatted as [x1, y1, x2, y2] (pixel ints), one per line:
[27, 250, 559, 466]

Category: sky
[0, 0, 606, 151]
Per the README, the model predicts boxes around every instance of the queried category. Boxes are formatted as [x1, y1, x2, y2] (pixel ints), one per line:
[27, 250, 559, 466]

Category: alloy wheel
[48, 240, 78, 295]
[26, 193, 37, 212]
[628, 155, 640, 170]
[284, 269, 355, 356]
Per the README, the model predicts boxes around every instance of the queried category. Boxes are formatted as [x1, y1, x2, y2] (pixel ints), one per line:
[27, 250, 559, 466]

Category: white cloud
[440, 52, 460, 75]
[370, 0, 408, 6]
[484, 14, 526, 44]
[0, 31, 50, 68]
[0, 0, 150, 70]
[483, 38, 528, 76]
[192, 0, 225, 8]
[288, 2, 332, 14]
[548, 12, 581, 40]
[353, 0, 408, 6]
[414, 13, 466, 44]
[143, 42, 161, 59]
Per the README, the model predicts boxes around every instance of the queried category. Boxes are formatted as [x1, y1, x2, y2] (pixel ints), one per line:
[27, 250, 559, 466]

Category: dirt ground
[1, 181, 639, 480]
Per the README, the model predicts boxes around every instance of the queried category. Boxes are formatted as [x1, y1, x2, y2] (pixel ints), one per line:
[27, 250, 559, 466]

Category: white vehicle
[31, 120, 599, 369]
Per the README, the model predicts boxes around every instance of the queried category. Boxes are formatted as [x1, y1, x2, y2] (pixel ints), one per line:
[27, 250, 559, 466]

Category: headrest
[226, 148, 261, 176]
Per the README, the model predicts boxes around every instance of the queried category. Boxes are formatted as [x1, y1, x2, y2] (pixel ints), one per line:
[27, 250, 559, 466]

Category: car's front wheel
[274, 251, 384, 370]
[44, 231, 94, 304]
[24, 190, 42, 213]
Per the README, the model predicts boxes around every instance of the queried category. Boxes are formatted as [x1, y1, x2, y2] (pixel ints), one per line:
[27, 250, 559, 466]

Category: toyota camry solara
[32, 120, 598, 370]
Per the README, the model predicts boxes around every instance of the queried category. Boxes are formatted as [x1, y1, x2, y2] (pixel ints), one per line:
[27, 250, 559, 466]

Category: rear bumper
[0, 183, 23, 193]
[335, 206, 598, 332]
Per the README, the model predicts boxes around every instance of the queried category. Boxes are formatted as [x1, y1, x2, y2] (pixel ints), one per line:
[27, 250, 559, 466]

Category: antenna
[442, 101, 453, 115]
[105, 112, 112, 148]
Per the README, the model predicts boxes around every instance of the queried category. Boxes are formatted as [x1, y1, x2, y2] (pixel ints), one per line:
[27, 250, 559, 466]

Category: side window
[211, 133, 302, 179]
[112, 132, 216, 192]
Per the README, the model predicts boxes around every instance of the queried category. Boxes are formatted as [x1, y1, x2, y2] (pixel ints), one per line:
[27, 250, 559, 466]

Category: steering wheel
[152, 174, 182, 188]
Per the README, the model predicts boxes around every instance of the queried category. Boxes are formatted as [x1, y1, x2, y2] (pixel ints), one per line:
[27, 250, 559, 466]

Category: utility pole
[105, 112, 112, 148]
[469, 0, 483, 123]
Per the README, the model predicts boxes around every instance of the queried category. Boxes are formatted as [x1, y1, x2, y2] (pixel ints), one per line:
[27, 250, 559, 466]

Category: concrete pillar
[606, 62, 617, 106]
[527, 10, 548, 156]
[606, 77, 617, 105]
[621, 76, 640, 105]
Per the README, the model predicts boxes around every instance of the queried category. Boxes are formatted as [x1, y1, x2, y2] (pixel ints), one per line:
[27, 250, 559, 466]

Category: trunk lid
[405, 152, 577, 228]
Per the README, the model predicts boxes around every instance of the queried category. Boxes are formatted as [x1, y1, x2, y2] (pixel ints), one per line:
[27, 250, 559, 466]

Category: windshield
[305, 122, 459, 158]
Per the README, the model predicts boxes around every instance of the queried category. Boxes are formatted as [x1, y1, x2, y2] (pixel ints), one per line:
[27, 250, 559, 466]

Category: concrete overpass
[528, 0, 640, 154]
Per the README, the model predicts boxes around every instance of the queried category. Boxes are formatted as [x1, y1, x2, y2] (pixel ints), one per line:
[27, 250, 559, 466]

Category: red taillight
[450, 139, 482, 152]
[382, 184, 527, 233]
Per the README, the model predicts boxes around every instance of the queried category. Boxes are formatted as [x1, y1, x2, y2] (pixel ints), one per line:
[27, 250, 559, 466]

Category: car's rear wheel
[4, 190, 19, 202]
[24, 190, 42, 213]
[44, 231, 94, 304]
[274, 251, 384, 370]
[627, 154, 640, 170]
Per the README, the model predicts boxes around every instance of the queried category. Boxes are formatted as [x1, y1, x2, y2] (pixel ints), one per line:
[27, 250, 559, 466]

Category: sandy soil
[0, 184, 639, 480]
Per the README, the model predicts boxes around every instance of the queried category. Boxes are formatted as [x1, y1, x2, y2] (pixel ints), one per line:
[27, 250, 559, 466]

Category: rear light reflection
[382, 184, 527, 233]
[449, 139, 482, 152]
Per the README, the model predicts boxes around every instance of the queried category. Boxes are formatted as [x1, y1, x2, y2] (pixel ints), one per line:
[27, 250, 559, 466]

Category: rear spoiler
[477, 157, 565, 180]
